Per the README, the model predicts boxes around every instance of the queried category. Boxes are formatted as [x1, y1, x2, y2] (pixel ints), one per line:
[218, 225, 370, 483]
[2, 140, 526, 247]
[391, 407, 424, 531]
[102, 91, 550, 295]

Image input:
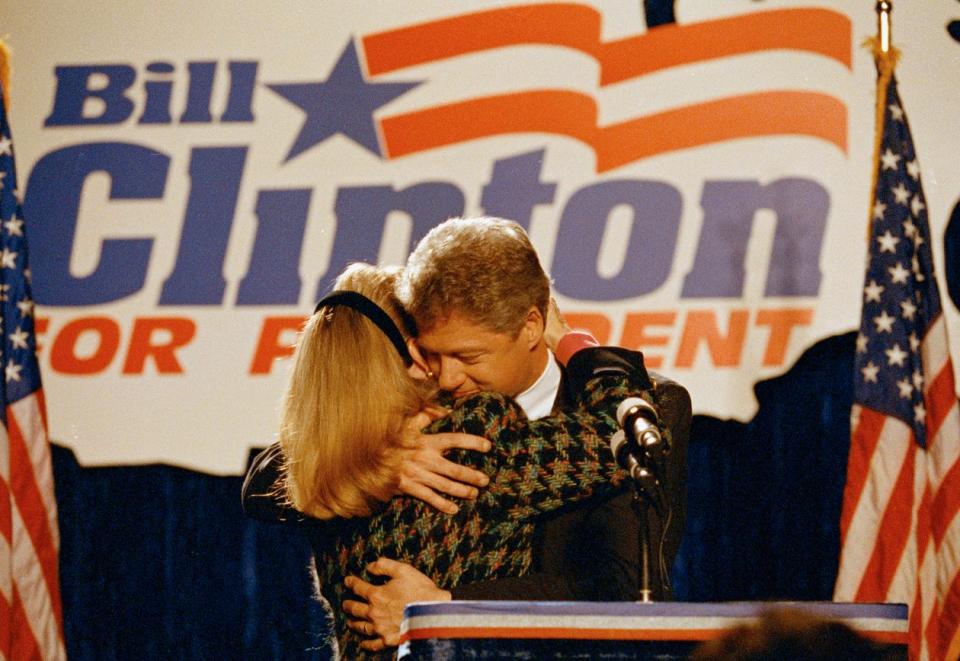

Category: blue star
[268, 40, 421, 162]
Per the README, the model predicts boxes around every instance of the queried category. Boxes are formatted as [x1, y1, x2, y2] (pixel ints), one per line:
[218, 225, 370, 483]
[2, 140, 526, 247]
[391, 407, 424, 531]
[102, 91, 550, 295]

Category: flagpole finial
[869, 1, 898, 75]
[0, 40, 10, 112]
[876, 0, 892, 54]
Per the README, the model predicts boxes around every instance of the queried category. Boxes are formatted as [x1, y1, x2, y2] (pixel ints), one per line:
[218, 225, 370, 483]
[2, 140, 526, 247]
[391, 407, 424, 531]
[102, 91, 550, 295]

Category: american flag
[0, 77, 66, 657]
[834, 64, 960, 660]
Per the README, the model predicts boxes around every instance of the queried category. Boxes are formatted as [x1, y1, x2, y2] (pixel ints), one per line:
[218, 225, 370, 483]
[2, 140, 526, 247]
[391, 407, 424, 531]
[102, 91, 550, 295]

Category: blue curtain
[53, 449, 329, 659]
[672, 332, 854, 602]
[54, 332, 858, 659]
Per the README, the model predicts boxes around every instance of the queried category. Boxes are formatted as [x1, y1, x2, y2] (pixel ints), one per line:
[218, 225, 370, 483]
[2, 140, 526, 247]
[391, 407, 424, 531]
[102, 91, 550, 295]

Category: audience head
[690, 608, 899, 661]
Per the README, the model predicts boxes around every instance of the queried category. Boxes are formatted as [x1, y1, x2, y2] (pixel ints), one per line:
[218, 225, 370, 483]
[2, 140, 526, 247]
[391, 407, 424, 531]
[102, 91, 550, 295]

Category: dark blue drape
[54, 332, 858, 659]
[673, 332, 855, 603]
[53, 449, 329, 659]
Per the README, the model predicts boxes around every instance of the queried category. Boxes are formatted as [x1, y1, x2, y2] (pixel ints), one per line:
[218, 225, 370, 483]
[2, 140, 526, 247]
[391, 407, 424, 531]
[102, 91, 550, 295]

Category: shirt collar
[514, 352, 562, 421]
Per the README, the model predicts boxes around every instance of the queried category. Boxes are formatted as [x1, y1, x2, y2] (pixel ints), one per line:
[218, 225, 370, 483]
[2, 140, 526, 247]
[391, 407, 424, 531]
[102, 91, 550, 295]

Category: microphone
[609, 429, 661, 510]
[616, 397, 668, 458]
[609, 430, 654, 482]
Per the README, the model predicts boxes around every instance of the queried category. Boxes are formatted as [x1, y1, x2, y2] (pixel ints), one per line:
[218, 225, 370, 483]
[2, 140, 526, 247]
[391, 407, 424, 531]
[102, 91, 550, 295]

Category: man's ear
[522, 306, 545, 349]
[406, 339, 433, 380]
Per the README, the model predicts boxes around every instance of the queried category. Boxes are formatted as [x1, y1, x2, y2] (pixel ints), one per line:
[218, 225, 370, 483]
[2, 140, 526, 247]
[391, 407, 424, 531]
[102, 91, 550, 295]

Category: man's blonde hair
[279, 263, 430, 519]
[399, 216, 550, 335]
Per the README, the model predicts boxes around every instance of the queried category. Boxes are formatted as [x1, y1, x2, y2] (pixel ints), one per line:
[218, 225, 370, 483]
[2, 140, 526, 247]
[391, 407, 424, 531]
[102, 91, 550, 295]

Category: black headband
[314, 290, 413, 367]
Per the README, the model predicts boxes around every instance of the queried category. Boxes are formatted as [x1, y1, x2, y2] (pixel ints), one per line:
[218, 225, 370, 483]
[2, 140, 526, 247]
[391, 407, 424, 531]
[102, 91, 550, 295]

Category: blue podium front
[399, 601, 907, 660]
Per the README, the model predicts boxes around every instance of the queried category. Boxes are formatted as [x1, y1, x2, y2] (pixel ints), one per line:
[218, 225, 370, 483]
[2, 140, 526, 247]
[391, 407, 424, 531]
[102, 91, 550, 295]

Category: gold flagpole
[877, 0, 892, 55]
[867, 0, 897, 239]
[0, 40, 10, 112]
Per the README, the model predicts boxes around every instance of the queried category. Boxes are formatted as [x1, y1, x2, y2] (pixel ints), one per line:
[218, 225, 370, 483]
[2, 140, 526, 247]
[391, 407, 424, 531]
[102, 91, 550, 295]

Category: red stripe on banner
[7, 411, 63, 632]
[0, 589, 11, 660]
[400, 625, 908, 645]
[916, 484, 933, 568]
[382, 90, 596, 158]
[0, 475, 11, 544]
[855, 440, 916, 602]
[948, 630, 960, 661]
[600, 8, 851, 84]
[942, 572, 960, 660]
[10, 588, 42, 661]
[363, 4, 602, 75]
[840, 408, 887, 541]
[909, 588, 924, 660]
[380, 90, 846, 172]
[938, 542, 960, 659]
[932, 457, 960, 547]
[401, 626, 727, 642]
[361, 6, 850, 82]
[925, 602, 941, 661]
[925, 361, 957, 447]
[34, 389, 48, 434]
[596, 90, 846, 171]
[866, 630, 910, 646]
[926, 362, 960, 547]
[917, 492, 937, 660]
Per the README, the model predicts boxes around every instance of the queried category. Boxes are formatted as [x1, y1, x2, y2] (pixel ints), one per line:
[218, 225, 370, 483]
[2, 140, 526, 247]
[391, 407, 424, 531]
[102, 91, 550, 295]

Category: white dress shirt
[514, 352, 562, 421]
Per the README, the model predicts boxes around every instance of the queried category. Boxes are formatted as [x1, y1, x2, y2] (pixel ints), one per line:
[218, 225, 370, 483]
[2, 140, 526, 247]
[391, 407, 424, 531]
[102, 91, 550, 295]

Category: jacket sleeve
[445, 348, 664, 601]
[442, 348, 660, 522]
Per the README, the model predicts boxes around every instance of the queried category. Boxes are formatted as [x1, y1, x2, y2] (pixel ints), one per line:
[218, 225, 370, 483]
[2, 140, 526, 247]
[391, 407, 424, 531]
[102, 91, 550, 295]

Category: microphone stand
[634, 491, 653, 602]
[629, 463, 662, 603]
[610, 422, 667, 603]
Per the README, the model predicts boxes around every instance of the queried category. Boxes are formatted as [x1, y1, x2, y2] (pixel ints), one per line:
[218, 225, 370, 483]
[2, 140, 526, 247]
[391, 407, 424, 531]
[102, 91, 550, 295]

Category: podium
[398, 601, 907, 659]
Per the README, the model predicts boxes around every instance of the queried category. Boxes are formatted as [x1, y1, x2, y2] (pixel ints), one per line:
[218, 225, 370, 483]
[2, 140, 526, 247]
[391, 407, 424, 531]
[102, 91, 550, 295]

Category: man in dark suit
[340, 217, 685, 651]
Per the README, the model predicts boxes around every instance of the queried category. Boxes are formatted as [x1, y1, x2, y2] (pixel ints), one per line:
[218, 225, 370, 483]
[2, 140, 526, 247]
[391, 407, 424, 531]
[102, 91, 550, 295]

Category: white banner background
[1, 0, 958, 474]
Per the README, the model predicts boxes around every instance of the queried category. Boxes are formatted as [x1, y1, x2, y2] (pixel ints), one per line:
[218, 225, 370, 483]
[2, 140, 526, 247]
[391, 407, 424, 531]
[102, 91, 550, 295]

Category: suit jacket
[447, 353, 684, 602]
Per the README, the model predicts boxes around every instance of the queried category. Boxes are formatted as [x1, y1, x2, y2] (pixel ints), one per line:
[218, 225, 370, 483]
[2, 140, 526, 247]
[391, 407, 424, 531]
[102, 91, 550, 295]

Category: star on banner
[4, 359, 22, 383]
[873, 310, 895, 333]
[864, 279, 884, 302]
[876, 231, 899, 253]
[268, 40, 422, 162]
[4, 216, 23, 236]
[888, 262, 910, 284]
[8, 327, 28, 350]
[0, 247, 17, 269]
[910, 195, 924, 216]
[890, 182, 910, 205]
[16, 297, 32, 317]
[872, 201, 886, 220]
[880, 148, 900, 170]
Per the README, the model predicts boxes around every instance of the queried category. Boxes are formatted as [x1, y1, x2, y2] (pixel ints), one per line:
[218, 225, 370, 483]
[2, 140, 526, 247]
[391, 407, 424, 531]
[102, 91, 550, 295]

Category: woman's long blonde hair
[279, 263, 430, 519]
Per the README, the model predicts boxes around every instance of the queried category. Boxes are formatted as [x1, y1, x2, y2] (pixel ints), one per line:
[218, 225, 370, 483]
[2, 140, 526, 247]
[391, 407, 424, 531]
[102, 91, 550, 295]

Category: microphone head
[617, 397, 657, 428]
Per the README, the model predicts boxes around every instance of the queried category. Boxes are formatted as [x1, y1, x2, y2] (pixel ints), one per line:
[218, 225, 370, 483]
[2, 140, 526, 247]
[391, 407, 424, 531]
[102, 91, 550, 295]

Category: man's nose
[437, 356, 467, 392]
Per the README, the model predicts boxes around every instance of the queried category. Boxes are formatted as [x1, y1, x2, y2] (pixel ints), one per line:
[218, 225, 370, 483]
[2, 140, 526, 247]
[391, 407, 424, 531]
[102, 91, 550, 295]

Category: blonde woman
[244, 262, 661, 659]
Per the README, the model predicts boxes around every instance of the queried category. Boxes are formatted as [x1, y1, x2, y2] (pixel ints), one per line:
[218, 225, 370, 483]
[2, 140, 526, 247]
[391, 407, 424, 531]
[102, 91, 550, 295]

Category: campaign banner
[1, 1, 958, 474]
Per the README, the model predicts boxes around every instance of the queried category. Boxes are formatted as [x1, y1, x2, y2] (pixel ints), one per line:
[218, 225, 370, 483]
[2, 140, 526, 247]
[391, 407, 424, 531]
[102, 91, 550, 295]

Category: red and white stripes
[1, 392, 64, 660]
[836, 315, 960, 661]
